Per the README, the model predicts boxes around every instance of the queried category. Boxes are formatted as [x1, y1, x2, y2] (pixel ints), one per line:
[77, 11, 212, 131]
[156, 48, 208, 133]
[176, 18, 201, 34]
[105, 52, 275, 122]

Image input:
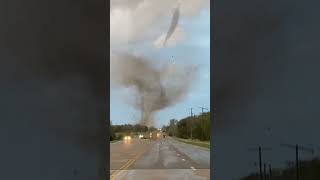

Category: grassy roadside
[173, 137, 210, 149]
[110, 140, 121, 143]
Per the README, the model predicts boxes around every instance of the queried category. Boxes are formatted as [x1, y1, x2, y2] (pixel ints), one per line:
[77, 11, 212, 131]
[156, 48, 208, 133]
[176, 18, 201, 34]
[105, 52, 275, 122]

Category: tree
[167, 112, 211, 141]
[110, 121, 116, 141]
[167, 119, 177, 136]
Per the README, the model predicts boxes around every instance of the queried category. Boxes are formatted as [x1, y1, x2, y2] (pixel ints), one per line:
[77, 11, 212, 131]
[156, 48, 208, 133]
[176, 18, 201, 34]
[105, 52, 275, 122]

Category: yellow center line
[110, 142, 153, 180]
[110, 158, 134, 179]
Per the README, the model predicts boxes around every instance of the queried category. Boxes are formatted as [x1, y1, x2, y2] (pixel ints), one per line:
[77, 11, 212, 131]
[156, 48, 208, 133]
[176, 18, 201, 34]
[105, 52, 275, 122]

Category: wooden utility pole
[199, 107, 209, 113]
[269, 164, 272, 180]
[263, 163, 267, 180]
[248, 146, 272, 180]
[198, 106, 208, 140]
[190, 108, 193, 139]
[280, 143, 314, 180]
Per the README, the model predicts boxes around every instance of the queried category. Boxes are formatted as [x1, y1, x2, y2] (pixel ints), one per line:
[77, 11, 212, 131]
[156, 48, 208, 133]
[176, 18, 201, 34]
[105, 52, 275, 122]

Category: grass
[174, 137, 210, 149]
[110, 139, 120, 143]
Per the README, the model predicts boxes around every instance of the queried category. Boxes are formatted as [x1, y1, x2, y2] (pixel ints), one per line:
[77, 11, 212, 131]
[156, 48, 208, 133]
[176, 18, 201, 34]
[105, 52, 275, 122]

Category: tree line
[162, 112, 210, 141]
[110, 122, 157, 141]
[240, 158, 320, 180]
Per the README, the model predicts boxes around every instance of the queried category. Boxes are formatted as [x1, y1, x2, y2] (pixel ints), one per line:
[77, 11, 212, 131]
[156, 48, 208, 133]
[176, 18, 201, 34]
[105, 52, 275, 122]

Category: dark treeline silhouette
[163, 112, 210, 141]
[110, 121, 157, 141]
[240, 158, 320, 180]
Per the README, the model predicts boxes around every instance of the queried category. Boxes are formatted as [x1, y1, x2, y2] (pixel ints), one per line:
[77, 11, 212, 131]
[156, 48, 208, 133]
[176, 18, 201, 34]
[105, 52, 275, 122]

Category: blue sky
[110, 8, 210, 128]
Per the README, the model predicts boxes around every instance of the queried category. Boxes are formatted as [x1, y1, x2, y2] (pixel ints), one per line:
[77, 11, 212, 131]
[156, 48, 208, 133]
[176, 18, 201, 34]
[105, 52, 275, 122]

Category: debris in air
[163, 4, 180, 47]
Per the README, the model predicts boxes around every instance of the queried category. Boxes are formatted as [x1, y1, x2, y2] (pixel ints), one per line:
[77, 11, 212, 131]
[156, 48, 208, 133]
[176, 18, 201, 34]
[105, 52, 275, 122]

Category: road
[110, 137, 210, 180]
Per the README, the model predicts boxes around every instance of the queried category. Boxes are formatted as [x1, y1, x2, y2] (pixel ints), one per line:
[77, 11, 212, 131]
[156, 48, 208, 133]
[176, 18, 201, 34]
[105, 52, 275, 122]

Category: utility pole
[263, 163, 267, 180]
[198, 106, 209, 140]
[199, 106, 209, 113]
[280, 143, 314, 180]
[190, 108, 193, 140]
[140, 95, 144, 124]
[268, 164, 272, 180]
[248, 146, 272, 180]
[296, 145, 299, 180]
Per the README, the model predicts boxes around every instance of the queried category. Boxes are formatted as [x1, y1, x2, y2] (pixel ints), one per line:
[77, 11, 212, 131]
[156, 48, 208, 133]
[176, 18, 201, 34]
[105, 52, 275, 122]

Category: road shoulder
[171, 137, 210, 151]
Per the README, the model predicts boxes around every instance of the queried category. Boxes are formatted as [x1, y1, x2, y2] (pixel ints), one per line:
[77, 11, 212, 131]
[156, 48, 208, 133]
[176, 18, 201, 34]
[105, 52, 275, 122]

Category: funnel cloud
[164, 6, 180, 47]
[111, 53, 197, 126]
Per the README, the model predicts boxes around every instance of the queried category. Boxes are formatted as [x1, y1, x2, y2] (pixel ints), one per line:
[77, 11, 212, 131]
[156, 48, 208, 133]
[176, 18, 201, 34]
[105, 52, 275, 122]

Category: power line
[198, 106, 209, 113]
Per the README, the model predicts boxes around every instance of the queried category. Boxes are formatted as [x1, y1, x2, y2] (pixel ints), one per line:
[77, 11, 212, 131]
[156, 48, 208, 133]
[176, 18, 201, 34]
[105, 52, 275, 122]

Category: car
[123, 136, 131, 141]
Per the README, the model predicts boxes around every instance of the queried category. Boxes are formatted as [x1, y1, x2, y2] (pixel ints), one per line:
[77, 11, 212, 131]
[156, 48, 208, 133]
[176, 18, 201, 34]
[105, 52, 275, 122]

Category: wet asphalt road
[110, 137, 210, 180]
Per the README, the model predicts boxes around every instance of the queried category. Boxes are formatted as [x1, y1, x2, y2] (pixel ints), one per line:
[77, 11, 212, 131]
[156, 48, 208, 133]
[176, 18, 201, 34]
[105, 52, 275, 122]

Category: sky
[110, 0, 210, 128]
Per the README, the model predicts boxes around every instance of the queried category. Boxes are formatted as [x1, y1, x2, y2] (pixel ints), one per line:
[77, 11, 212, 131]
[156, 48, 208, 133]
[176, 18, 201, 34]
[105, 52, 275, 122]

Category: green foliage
[165, 112, 210, 141]
[177, 118, 189, 139]
[110, 122, 156, 141]
[111, 123, 151, 133]
[164, 119, 178, 136]
[148, 126, 157, 132]
[111, 133, 123, 141]
[175, 138, 210, 149]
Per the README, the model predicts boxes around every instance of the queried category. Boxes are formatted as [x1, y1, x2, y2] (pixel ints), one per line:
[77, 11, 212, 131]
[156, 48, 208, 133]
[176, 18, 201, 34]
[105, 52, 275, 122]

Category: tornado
[163, 5, 180, 47]
[111, 53, 197, 126]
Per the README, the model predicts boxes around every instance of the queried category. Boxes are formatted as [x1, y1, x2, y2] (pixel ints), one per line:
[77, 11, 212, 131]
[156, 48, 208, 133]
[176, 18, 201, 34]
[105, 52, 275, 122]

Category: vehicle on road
[123, 136, 132, 141]
[149, 131, 161, 140]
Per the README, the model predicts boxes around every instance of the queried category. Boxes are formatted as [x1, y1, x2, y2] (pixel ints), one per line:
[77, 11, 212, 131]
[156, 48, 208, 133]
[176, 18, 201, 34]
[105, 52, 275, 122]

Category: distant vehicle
[157, 133, 161, 138]
[123, 136, 131, 141]
[150, 132, 159, 140]
[139, 134, 144, 139]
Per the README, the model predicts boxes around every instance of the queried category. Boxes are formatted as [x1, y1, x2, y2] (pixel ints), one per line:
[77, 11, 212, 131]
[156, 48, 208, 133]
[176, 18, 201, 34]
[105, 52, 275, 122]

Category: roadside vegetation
[110, 111, 210, 146]
[110, 121, 157, 141]
[174, 138, 210, 149]
[240, 158, 320, 180]
[162, 112, 210, 148]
